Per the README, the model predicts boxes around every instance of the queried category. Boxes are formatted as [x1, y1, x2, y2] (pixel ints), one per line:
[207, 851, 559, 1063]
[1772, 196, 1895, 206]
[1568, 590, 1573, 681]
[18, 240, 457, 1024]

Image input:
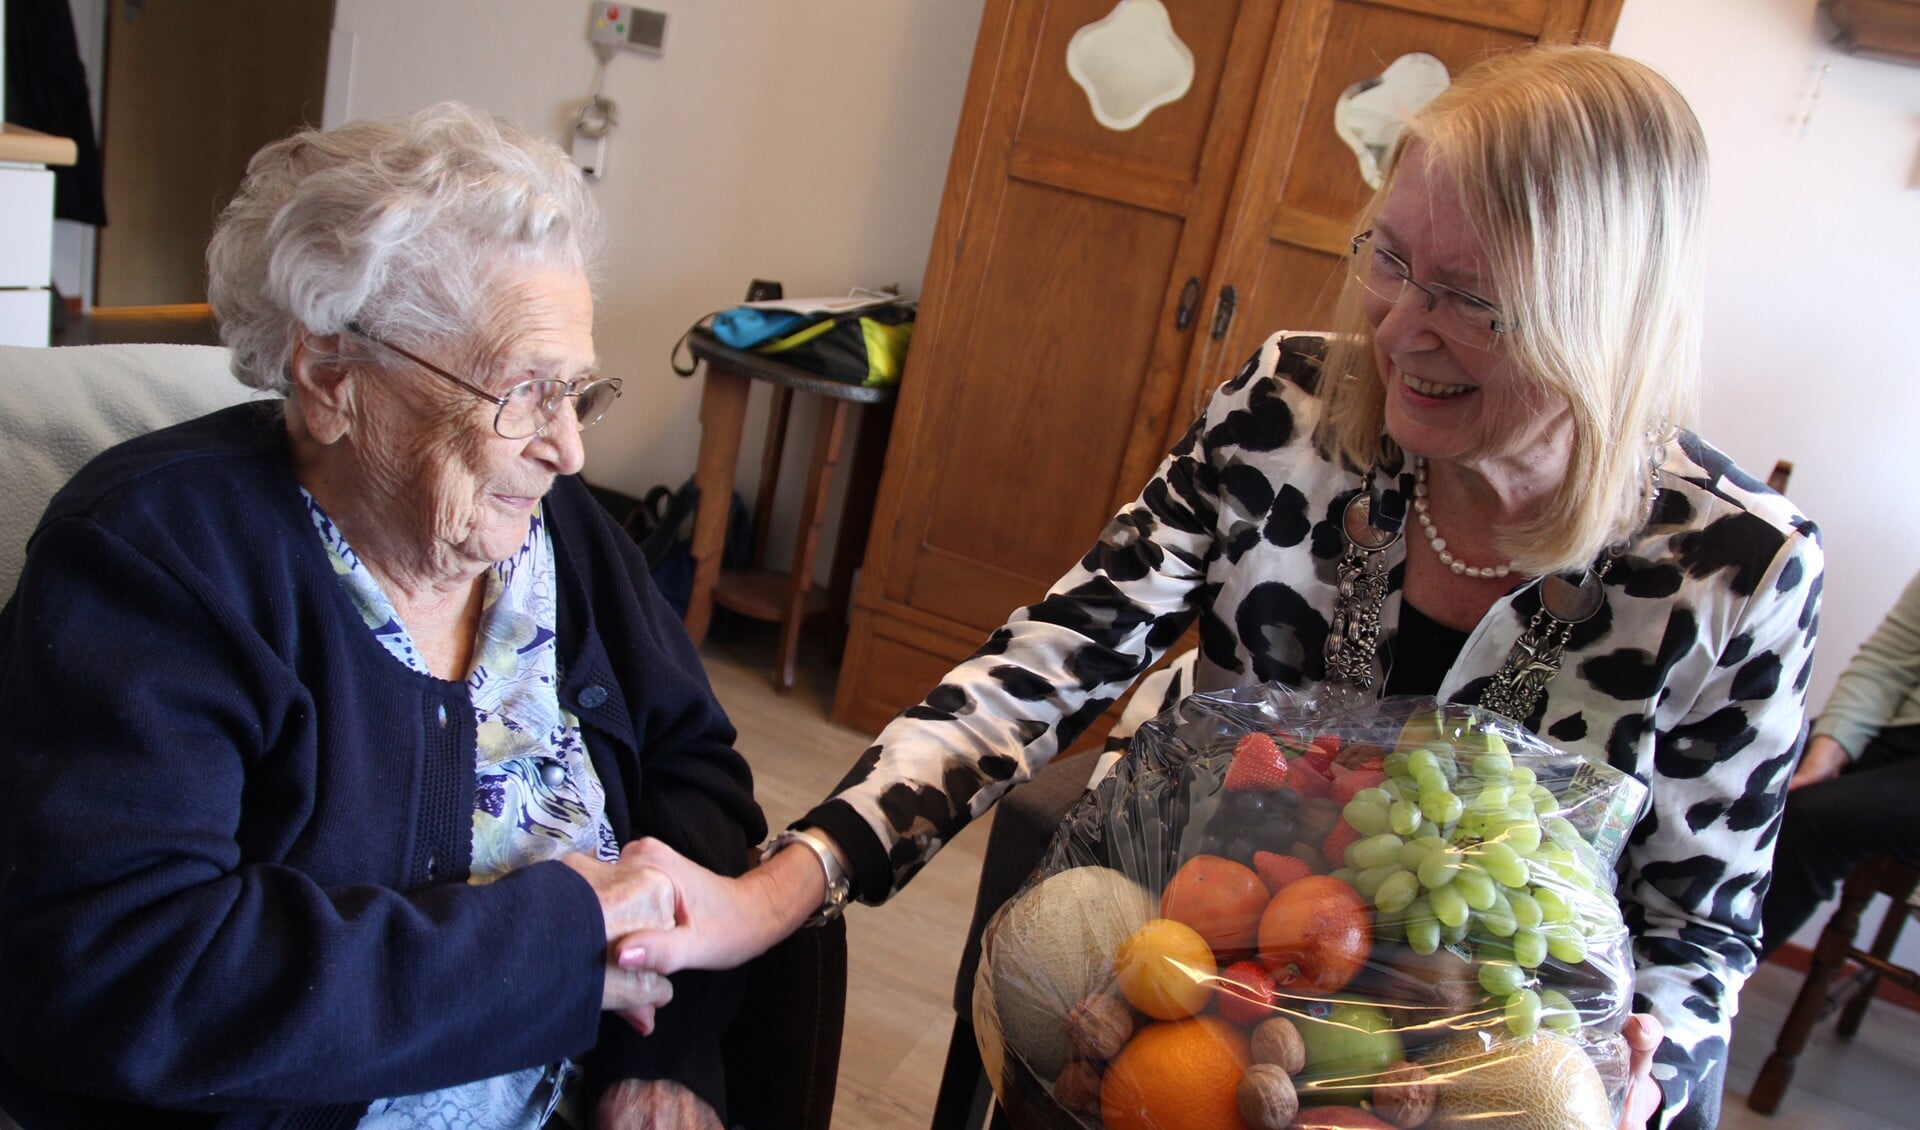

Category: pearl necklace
[1412, 457, 1514, 579]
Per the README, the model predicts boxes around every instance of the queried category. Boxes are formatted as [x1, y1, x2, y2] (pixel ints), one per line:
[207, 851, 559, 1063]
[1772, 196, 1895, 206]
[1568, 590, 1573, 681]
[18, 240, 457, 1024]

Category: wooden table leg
[749, 386, 794, 570]
[774, 398, 850, 692]
[684, 364, 750, 647]
[826, 402, 893, 662]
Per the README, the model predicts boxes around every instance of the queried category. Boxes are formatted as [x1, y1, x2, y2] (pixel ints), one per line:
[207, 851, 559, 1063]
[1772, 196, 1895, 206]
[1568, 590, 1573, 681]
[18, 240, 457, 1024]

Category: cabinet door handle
[1209, 284, 1238, 341]
[1174, 277, 1201, 332]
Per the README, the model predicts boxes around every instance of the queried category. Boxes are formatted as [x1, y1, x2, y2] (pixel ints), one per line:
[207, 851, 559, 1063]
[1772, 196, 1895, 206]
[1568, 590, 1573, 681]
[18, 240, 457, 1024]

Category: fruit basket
[972, 688, 1650, 1130]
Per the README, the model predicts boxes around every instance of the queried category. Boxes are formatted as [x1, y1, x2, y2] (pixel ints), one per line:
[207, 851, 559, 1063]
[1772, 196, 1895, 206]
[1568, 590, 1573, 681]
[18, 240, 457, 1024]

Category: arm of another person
[0, 516, 645, 1107]
[627, 337, 1319, 972]
[1795, 568, 1920, 787]
[1619, 523, 1824, 1129]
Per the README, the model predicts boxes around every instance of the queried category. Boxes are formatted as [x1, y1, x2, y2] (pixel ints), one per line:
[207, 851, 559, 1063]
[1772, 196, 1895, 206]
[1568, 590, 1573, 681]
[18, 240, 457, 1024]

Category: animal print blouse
[804, 332, 1823, 1128]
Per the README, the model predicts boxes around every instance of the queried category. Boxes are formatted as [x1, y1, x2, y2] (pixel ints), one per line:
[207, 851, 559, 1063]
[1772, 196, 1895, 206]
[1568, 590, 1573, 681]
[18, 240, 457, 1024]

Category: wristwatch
[760, 827, 851, 927]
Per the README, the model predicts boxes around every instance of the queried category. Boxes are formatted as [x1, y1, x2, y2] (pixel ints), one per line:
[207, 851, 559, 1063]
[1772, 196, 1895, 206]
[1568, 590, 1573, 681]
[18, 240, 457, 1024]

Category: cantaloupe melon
[1423, 1030, 1616, 1129]
[972, 866, 1159, 1084]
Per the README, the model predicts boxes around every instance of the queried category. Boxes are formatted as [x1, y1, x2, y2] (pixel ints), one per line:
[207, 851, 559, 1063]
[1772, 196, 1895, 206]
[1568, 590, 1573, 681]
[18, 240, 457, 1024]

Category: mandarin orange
[1160, 853, 1272, 960]
[1113, 918, 1217, 1020]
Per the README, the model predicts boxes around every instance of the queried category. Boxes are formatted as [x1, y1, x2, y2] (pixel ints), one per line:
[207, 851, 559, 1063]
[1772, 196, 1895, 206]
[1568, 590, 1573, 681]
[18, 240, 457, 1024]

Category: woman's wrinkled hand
[1788, 735, 1849, 791]
[1618, 1012, 1664, 1129]
[559, 849, 680, 1033]
[610, 836, 816, 976]
[560, 847, 678, 941]
[594, 1078, 723, 1130]
[600, 962, 672, 1036]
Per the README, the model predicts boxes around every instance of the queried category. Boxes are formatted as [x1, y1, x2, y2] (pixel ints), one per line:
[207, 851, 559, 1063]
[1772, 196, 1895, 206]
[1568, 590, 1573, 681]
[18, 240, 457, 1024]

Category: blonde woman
[632, 46, 1820, 1130]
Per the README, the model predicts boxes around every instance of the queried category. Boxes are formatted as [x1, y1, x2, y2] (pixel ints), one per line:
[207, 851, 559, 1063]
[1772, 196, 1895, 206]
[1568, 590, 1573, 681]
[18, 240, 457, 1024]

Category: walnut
[1250, 1016, 1306, 1074]
[1065, 993, 1133, 1061]
[1372, 1060, 1436, 1128]
[1236, 1063, 1299, 1130]
[1053, 1061, 1102, 1114]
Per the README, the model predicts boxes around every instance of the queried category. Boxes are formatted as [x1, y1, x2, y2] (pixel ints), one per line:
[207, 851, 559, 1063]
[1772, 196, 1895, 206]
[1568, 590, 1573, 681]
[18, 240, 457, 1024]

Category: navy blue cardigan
[0, 404, 765, 1128]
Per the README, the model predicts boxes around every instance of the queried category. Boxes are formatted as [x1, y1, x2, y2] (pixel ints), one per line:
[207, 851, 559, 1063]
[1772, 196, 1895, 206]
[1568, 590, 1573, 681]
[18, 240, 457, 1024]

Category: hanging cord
[578, 47, 618, 141]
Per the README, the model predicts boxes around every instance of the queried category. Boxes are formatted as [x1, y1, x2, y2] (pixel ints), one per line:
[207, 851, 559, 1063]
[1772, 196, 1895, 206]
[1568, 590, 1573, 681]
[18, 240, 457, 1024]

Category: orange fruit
[1160, 853, 1272, 960]
[1101, 1016, 1254, 1130]
[1114, 918, 1217, 1020]
[1257, 875, 1373, 994]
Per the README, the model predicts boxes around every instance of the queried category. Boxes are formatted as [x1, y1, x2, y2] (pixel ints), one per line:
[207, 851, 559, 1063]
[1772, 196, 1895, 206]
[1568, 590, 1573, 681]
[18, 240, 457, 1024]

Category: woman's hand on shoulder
[611, 836, 824, 976]
[595, 1078, 722, 1130]
[1788, 735, 1849, 791]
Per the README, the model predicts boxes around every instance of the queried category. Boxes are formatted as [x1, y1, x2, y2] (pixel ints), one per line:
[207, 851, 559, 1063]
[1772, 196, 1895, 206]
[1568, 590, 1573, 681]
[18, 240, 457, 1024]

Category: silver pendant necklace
[1328, 478, 1618, 725]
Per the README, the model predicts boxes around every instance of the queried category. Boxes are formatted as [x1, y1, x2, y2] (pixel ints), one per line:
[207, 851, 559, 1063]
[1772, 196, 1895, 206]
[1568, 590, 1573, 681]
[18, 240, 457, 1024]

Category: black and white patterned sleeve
[805, 341, 1298, 901]
[1624, 517, 1823, 1129]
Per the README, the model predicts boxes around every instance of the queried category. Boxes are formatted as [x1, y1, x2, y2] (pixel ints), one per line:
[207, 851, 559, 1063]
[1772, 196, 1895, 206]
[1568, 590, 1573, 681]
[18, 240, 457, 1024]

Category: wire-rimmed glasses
[345, 322, 623, 440]
[1349, 231, 1514, 349]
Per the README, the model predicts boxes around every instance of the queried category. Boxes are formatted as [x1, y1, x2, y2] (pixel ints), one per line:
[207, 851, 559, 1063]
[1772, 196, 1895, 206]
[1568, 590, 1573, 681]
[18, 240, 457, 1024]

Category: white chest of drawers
[0, 125, 79, 347]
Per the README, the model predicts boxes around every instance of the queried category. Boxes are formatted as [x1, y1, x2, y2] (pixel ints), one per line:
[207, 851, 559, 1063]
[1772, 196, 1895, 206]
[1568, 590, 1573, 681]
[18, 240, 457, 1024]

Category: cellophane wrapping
[972, 688, 1650, 1130]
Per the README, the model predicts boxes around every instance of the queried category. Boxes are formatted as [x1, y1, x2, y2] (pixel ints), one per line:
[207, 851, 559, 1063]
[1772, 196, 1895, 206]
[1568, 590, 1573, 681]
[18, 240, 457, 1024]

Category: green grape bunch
[1333, 723, 1628, 1039]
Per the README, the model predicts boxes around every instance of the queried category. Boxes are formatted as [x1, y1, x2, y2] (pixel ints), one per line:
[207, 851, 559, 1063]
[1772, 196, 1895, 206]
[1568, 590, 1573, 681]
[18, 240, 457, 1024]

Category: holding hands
[560, 847, 682, 1034]
[610, 835, 835, 977]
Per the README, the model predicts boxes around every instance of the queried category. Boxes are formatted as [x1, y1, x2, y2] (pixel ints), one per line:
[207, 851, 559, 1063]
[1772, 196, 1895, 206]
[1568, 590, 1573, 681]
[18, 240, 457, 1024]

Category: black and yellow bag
[672, 293, 916, 388]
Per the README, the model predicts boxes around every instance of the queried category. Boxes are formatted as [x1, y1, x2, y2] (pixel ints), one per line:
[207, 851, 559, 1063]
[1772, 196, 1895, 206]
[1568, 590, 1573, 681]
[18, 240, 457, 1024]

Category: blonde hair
[1319, 45, 1706, 574]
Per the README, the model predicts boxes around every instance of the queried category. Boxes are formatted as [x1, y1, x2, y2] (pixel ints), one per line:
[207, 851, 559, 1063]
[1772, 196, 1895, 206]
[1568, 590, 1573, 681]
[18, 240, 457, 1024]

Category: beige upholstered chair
[0, 343, 256, 598]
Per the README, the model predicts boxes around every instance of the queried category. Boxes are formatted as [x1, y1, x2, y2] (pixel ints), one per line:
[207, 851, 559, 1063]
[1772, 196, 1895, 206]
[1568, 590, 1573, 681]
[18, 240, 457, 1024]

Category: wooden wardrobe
[833, 0, 1624, 735]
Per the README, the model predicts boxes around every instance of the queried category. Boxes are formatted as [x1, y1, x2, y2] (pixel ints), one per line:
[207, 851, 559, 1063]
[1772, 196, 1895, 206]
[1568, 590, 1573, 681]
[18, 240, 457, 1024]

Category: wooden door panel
[1016, 0, 1252, 182]
[872, 0, 1282, 633]
[920, 180, 1183, 585]
[1363, 0, 1558, 37]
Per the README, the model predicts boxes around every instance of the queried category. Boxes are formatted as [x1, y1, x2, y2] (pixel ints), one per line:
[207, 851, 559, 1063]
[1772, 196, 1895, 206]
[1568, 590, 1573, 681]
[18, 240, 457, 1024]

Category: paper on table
[735, 290, 905, 316]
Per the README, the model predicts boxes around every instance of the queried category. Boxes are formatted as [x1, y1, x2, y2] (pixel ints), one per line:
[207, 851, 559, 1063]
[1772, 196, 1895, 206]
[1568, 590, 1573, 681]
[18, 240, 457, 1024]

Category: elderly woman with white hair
[0, 105, 753, 1129]
[625, 46, 1823, 1129]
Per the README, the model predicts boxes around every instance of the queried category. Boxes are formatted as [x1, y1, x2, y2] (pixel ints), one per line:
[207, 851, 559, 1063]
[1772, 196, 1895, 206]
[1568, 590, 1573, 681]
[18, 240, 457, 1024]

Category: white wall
[327, 0, 984, 566]
[1612, 0, 1920, 958]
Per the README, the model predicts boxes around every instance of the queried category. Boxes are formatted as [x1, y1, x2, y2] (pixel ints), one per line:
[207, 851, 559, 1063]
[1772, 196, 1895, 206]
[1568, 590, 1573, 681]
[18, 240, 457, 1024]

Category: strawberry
[1322, 821, 1364, 870]
[1252, 851, 1315, 892]
[1305, 733, 1340, 770]
[1214, 960, 1278, 1026]
[1224, 732, 1290, 792]
[1331, 767, 1387, 806]
[1285, 761, 1332, 800]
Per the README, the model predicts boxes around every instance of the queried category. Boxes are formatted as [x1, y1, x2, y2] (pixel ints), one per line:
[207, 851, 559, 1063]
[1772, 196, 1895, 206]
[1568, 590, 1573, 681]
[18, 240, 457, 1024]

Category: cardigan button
[578, 685, 609, 709]
[425, 853, 438, 880]
[436, 703, 449, 727]
[541, 761, 568, 789]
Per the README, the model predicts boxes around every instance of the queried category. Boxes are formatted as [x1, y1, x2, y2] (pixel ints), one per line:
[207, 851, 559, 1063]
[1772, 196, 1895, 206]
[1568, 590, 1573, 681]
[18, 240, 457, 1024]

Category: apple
[1291, 999, 1406, 1106]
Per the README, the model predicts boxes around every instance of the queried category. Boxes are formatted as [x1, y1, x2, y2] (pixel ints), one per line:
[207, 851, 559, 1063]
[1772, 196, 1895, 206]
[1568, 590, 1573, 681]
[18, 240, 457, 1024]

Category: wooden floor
[704, 624, 1920, 1130]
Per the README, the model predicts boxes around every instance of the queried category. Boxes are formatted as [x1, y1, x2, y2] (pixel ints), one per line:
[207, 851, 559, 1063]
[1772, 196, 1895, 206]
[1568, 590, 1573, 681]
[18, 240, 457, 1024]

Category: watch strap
[761, 827, 850, 927]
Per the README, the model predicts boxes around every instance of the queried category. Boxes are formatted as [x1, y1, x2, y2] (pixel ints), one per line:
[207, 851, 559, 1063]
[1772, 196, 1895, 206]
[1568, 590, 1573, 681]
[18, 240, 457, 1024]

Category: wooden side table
[682, 332, 896, 691]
